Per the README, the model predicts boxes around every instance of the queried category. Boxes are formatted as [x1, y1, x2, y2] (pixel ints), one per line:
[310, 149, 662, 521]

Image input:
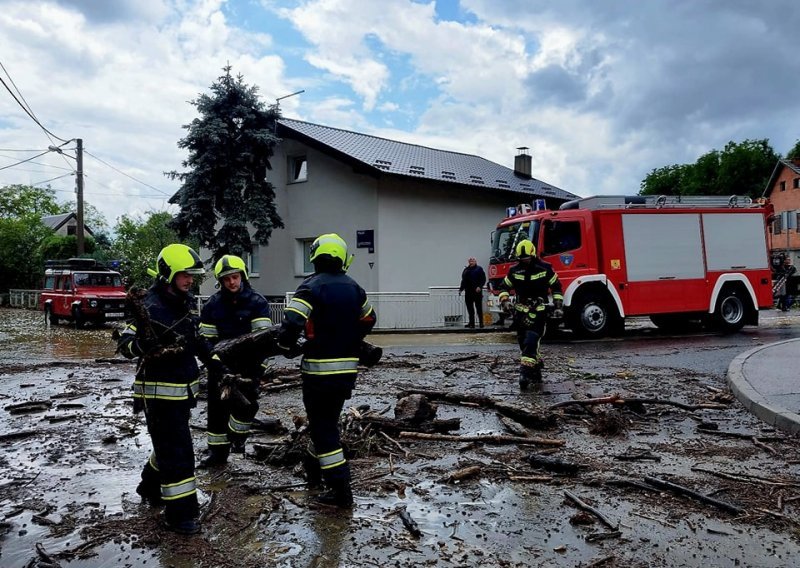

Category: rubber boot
[303, 454, 324, 488]
[198, 446, 229, 468]
[136, 482, 163, 506]
[161, 512, 201, 535]
[314, 478, 353, 508]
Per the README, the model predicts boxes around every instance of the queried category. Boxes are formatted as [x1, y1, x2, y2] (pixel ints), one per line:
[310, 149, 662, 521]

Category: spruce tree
[168, 66, 283, 261]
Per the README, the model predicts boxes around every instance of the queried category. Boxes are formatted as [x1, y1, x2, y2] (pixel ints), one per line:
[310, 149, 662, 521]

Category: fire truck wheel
[713, 287, 747, 333]
[569, 293, 612, 338]
[44, 304, 58, 325]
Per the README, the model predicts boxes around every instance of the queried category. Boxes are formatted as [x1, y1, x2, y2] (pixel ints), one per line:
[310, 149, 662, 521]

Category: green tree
[0, 184, 66, 219]
[112, 211, 184, 288]
[168, 66, 283, 261]
[716, 139, 778, 198]
[0, 185, 65, 292]
[640, 139, 778, 199]
[786, 139, 800, 160]
[39, 234, 96, 260]
[640, 164, 687, 196]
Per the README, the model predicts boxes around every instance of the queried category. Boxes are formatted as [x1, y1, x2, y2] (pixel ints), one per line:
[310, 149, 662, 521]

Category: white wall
[236, 138, 540, 299]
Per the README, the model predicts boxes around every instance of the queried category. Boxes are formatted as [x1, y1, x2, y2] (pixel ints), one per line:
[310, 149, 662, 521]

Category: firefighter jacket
[498, 258, 564, 307]
[118, 282, 207, 403]
[198, 283, 272, 376]
[279, 270, 376, 391]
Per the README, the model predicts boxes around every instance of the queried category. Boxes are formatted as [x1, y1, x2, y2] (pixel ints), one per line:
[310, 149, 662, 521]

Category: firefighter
[198, 254, 272, 466]
[117, 243, 206, 535]
[498, 239, 563, 389]
[278, 233, 376, 508]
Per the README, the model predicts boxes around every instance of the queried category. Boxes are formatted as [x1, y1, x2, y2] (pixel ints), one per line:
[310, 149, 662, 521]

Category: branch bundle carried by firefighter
[198, 255, 275, 467]
[116, 243, 207, 535]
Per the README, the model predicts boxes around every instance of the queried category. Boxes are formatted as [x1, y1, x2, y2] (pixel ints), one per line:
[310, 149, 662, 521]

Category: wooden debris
[31, 542, 63, 567]
[359, 415, 460, 434]
[397, 506, 422, 538]
[394, 394, 437, 423]
[498, 415, 529, 437]
[643, 476, 745, 515]
[691, 466, 800, 488]
[398, 388, 558, 429]
[5, 400, 52, 415]
[586, 553, 617, 566]
[563, 490, 617, 529]
[526, 454, 581, 475]
[0, 430, 41, 443]
[614, 449, 661, 462]
[441, 465, 481, 483]
[509, 475, 553, 483]
[398, 432, 564, 446]
[548, 394, 727, 412]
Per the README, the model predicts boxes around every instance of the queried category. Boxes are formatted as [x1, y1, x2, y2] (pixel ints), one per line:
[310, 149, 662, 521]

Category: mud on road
[1, 307, 800, 567]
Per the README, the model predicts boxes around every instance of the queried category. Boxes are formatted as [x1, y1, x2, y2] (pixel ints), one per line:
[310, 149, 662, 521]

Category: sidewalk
[727, 338, 800, 435]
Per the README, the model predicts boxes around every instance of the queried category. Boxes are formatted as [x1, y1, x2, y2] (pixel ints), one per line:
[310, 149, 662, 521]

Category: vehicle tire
[44, 304, 58, 325]
[712, 287, 747, 333]
[569, 293, 613, 338]
[72, 306, 84, 329]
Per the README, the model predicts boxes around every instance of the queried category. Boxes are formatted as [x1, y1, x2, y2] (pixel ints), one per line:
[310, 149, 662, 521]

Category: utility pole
[75, 138, 85, 256]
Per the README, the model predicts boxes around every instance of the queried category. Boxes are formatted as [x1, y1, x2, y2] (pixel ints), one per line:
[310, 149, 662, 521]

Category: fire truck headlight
[90, 300, 98, 308]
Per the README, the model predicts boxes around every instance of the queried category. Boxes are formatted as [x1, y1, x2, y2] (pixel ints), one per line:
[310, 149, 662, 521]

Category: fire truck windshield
[73, 272, 122, 287]
[491, 221, 538, 263]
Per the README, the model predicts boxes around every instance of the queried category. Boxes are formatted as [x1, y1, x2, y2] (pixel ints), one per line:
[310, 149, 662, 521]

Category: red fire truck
[487, 195, 774, 337]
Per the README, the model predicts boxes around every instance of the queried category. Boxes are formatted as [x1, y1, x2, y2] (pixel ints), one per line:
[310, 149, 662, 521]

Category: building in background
[763, 158, 800, 267]
[213, 119, 578, 303]
[41, 213, 94, 238]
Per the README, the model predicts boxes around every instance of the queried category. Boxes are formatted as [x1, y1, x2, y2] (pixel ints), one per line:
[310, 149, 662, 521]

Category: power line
[0, 76, 69, 143]
[0, 148, 49, 152]
[0, 150, 52, 171]
[83, 174, 171, 199]
[30, 173, 74, 186]
[84, 149, 171, 196]
[0, 154, 73, 171]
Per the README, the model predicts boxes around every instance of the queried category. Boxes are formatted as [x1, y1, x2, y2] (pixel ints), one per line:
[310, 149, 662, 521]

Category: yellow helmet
[309, 233, 348, 265]
[515, 239, 536, 259]
[153, 244, 204, 283]
[214, 255, 248, 281]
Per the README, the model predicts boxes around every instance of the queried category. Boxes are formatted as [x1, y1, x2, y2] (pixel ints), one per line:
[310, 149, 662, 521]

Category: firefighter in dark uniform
[278, 233, 376, 507]
[198, 255, 272, 466]
[117, 244, 206, 535]
[498, 239, 563, 389]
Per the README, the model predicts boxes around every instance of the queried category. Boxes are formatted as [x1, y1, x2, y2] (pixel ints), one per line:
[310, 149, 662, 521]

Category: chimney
[514, 147, 531, 178]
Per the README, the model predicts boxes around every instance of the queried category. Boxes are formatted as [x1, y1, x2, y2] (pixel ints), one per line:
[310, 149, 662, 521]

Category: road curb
[727, 339, 800, 435]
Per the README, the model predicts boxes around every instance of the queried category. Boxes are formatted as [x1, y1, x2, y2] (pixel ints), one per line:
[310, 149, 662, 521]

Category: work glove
[206, 354, 231, 377]
[277, 331, 303, 359]
[552, 299, 564, 319]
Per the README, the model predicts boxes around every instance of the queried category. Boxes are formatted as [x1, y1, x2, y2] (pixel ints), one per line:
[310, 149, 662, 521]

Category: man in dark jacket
[198, 255, 272, 466]
[278, 233, 376, 508]
[117, 243, 206, 535]
[459, 257, 487, 328]
[498, 240, 563, 389]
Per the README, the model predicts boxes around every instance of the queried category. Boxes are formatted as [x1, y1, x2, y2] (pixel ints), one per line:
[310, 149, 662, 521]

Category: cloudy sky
[1, 0, 798, 230]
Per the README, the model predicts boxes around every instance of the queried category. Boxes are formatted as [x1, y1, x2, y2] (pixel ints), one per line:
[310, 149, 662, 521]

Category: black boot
[198, 447, 229, 468]
[136, 482, 163, 506]
[303, 454, 323, 488]
[314, 479, 353, 508]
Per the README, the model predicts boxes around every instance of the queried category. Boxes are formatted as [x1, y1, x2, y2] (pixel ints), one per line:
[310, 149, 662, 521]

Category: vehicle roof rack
[559, 194, 755, 211]
[44, 258, 113, 270]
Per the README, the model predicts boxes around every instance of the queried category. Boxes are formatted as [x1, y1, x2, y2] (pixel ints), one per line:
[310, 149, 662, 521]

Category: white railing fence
[10, 287, 486, 330]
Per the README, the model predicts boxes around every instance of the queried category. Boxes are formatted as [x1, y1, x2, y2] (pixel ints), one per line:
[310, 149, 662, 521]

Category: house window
[246, 245, 260, 277]
[67, 225, 77, 235]
[299, 238, 315, 275]
[794, 178, 800, 189]
[774, 214, 783, 234]
[780, 181, 786, 192]
[289, 156, 308, 183]
[796, 213, 800, 233]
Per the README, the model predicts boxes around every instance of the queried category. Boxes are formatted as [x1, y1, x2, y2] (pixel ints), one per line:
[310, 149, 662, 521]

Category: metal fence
[8, 290, 40, 309]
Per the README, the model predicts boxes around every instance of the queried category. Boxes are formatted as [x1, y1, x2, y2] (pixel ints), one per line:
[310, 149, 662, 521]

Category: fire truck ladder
[561, 194, 755, 211]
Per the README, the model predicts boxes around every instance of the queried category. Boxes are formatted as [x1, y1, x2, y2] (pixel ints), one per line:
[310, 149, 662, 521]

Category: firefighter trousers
[515, 309, 547, 368]
[206, 370, 259, 457]
[301, 379, 352, 484]
[139, 398, 199, 523]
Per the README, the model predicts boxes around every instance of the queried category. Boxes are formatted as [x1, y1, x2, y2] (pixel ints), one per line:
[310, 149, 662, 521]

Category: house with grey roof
[41, 213, 94, 237]
[219, 118, 578, 304]
[763, 158, 800, 265]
